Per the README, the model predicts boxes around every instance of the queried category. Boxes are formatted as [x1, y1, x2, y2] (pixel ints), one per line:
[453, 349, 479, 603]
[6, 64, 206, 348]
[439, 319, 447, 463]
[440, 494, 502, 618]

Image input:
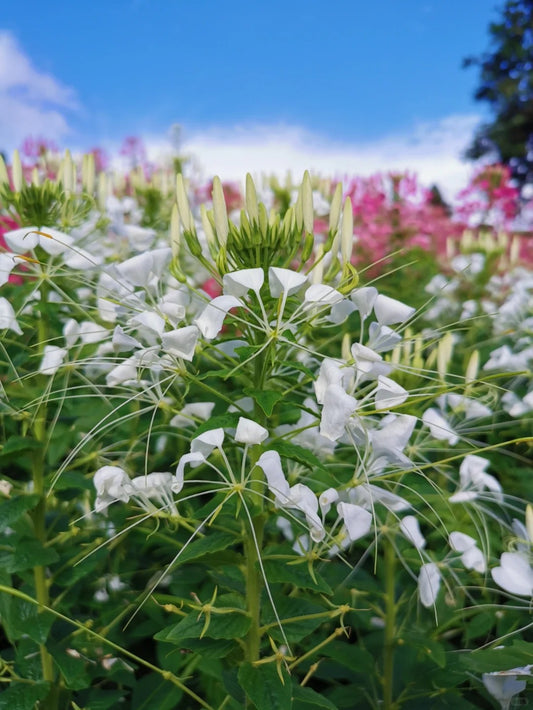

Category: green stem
[382, 537, 397, 710]
[244, 514, 265, 664]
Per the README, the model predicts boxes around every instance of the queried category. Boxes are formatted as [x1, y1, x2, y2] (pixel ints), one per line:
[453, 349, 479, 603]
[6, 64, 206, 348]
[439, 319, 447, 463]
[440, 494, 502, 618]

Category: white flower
[351, 342, 383, 377]
[115, 248, 172, 287]
[349, 483, 410, 512]
[303, 284, 343, 307]
[374, 376, 408, 410]
[255, 450, 290, 505]
[337, 502, 372, 542]
[234, 417, 268, 445]
[314, 359, 345, 405]
[400, 515, 426, 549]
[0, 253, 23, 287]
[195, 295, 244, 339]
[319, 384, 357, 441]
[319, 488, 339, 515]
[450, 455, 502, 503]
[350, 286, 377, 320]
[418, 562, 441, 608]
[491, 552, 533, 596]
[94, 465, 133, 512]
[374, 294, 415, 326]
[106, 357, 138, 387]
[170, 402, 215, 428]
[449, 531, 486, 573]
[422, 408, 459, 445]
[38, 345, 67, 375]
[174, 452, 205, 491]
[483, 668, 531, 708]
[191, 428, 225, 458]
[223, 268, 264, 297]
[268, 267, 307, 298]
[3, 226, 74, 256]
[161, 325, 199, 361]
[0, 297, 23, 334]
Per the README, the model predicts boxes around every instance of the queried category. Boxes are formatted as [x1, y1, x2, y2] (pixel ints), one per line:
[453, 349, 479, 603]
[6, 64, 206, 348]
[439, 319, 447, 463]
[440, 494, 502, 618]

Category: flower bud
[245, 173, 259, 223]
[341, 196, 354, 264]
[212, 176, 229, 247]
[12, 150, 23, 192]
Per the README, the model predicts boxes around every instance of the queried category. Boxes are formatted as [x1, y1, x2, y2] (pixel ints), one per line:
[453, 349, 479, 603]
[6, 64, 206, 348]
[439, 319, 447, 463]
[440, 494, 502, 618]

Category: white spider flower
[366, 322, 402, 353]
[351, 342, 383, 377]
[94, 465, 134, 512]
[491, 552, 533, 596]
[449, 531, 486, 573]
[106, 357, 138, 387]
[0, 297, 23, 334]
[319, 384, 358, 441]
[0, 253, 25, 287]
[374, 375, 408, 410]
[194, 295, 244, 339]
[349, 483, 410, 512]
[234, 417, 268, 445]
[223, 268, 264, 297]
[374, 294, 415, 326]
[422, 408, 459, 445]
[288, 483, 325, 542]
[38, 345, 67, 375]
[418, 562, 441, 608]
[161, 325, 199, 361]
[112, 325, 142, 353]
[400, 515, 426, 550]
[337, 502, 372, 542]
[268, 267, 307, 298]
[115, 248, 172, 287]
[450, 454, 503, 503]
[369, 413, 417, 465]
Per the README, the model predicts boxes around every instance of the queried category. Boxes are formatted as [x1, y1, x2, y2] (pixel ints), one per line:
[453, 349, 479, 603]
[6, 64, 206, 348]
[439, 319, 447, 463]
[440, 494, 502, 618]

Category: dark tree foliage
[464, 0, 533, 188]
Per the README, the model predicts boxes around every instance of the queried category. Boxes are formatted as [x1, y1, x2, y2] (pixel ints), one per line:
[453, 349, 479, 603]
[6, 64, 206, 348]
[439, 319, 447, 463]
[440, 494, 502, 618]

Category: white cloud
[148, 114, 481, 200]
[0, 31, 79, 151]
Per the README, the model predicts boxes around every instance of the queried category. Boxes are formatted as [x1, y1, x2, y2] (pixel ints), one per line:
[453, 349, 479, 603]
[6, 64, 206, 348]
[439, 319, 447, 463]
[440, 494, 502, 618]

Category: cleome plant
[0, 153, 532, 710]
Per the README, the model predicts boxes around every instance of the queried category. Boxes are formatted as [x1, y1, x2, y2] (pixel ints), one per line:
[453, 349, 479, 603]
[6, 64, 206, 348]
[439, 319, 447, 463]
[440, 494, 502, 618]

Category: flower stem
[382, 537, 397, 710]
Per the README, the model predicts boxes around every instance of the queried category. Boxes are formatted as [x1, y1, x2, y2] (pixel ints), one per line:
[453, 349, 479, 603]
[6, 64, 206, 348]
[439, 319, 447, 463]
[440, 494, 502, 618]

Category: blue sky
[0, 0, 500, 194]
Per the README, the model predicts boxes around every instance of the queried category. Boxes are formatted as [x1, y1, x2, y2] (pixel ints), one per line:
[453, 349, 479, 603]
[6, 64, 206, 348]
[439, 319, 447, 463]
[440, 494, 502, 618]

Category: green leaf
[238, 662, 293, 710]
[0, 494, 40, 532]
[49, 644, 91, 690]
[244, 388, 283, 416]
[263, 597, 327, 643]
[155, 609, 250, 642]
[6, 596, 54, 644]
[269, 441, 327, 474]
[460, 641, 533, 673]
[401, 631, 447, 669]
[131, 672, 183, 710]
[292, 685, 338, 709]
[170, 532, 236, 568]
[6, 539, 59, 573]
[262, 558, 332, 594]
[78, 690, 126, 710]
[193, 413, 241, 437]
[0, 682, 51, 710]
[0, 436, 43, 457]
[170, 637, 235, 658]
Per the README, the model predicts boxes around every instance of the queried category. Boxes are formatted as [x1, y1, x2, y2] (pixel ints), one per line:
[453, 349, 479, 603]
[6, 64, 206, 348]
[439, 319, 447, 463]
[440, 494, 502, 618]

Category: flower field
[0, 141, 532, 709]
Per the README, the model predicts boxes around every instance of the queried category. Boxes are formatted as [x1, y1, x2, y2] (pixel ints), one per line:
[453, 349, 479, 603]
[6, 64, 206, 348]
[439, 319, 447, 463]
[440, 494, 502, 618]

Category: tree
[464, 0, 533, 189]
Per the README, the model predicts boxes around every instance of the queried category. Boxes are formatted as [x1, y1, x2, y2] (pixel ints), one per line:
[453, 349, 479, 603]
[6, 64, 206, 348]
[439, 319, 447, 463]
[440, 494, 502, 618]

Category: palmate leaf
[5, 539, 59, 573]
[244, 388, 284, 416]
[292, 685, 338, 709]
[269, 440, 327, 474]
[0, 494, 40, 532]
[262, 558, 332, 594]
[459, 640, 533, 673]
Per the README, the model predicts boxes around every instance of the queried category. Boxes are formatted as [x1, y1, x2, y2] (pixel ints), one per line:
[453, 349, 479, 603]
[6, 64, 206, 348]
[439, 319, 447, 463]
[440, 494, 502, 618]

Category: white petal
[106, 358, 138, 386]
[161, 325, 199, 361]
[449, 531, 477, 552]
[2, 227, 39, 252]
[255, 450, 291, 505]
[350, 286, 377, 320]
[482, 674, 526, 705]
[374, 294, 415, 325]
[0, 297, 23, 334]
[223, 268, 264, 297]
[195, 295, 244, 339]
[268, 267, 307, 298]
[367, 322, 402, 352]
[400, 515, 426, 549]
[314, 359, 345, 405]
[234, 417, 269, 445]
[0, 253, 16, 286]
[303, 284, 343, 307]
[337, 502, 372, 542]
[63, 318, 80, 348]
[38, 345, 67, 375]
[374, 375, 408, 410]
[319, 487, 339, 515]
[319, 384, 357, 441]
[418, 562, 441, 608]
[112, 325, 142, 353]
[461, 546, 486, 573]
[491, 552, 533, 596]
[35, 227, 74, 255]
[191, 428, 225, 458]
[422, 408, 459, 445]
[174, 452, 205, 491]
